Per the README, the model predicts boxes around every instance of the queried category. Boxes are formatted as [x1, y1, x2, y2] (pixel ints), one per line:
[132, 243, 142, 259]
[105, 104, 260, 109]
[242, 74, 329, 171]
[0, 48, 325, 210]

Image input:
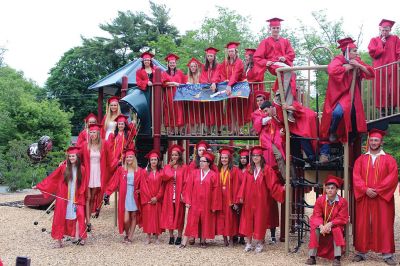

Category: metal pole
[343, 142, 350, 256]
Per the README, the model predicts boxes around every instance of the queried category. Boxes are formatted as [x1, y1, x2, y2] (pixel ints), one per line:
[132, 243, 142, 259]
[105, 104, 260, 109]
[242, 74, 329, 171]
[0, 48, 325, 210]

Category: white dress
[88, 150, 101, 188]
[105, 121, 117, 140]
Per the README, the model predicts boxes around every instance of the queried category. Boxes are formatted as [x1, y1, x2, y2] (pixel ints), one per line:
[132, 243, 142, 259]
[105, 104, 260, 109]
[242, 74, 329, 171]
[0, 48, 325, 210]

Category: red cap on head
[145, 149, 161, 159]
[238, 148, 250, 157]
[141, 52, 154, 60]
[255, 91, 271, 100]
[187, 57, 202, 68]
[196, 140, 210, 150]
[107, 96, 120, 104]
[219, 147, 234, 157]
[267, 17, 284, 27]
[205, 47, 219, 55]
[114, 114, 128, 123]
[202, 151, 215, 162]
[250, 146, 264, 156]
[245, 48, 256, 56]
[168, 144, 185, 154]
[225, 42, 240, 49]
[88, 123, 102, 132]
[84, 113, 97, 123]
[368, 128, 386, 139]
[124, 148, 137, 157]
[165, 53, 180, 62]
[379, 19, 395, 28]
[67, 146, 80, 155]
[324, 175, 343, 188]
[337, 37, 357, 52]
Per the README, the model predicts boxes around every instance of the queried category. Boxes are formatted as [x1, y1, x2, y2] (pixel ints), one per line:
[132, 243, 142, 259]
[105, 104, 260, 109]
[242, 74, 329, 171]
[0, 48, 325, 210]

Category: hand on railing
[343, 64, 354, 72]
[266, 61, 273, 67]
[147, 81, 153, 86]
[226, 85, 232, 96]
[210, 83, 217, 92]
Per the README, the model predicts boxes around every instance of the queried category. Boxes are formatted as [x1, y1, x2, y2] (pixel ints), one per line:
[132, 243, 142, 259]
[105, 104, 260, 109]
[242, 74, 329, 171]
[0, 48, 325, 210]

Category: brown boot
[305, 257, 316, 265]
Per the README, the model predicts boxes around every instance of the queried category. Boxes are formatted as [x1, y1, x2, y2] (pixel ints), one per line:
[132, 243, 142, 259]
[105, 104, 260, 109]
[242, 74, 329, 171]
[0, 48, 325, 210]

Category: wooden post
[121, 75, 128, 97]
[153, 69, 162, 152]
[344, 143, 350, 255]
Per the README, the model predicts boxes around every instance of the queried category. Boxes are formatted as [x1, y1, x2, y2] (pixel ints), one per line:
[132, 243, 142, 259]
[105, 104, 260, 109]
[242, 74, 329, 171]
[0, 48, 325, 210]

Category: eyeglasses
[199, 160, 208, 163]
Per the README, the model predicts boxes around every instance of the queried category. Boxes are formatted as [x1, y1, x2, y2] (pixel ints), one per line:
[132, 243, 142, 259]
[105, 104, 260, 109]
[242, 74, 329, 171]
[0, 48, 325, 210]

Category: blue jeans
[329, 104, 343, 134]
[301, 140, 330, 160]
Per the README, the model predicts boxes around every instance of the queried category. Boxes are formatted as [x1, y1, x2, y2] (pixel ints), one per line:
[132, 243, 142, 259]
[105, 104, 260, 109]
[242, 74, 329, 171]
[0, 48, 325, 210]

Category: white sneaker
[255, 243, 264, 253]
[244, 243, 253, 252]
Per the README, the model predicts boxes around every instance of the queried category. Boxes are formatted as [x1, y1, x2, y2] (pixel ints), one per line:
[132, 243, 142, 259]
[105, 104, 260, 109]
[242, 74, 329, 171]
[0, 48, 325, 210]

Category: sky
[1, 0, 399, 86]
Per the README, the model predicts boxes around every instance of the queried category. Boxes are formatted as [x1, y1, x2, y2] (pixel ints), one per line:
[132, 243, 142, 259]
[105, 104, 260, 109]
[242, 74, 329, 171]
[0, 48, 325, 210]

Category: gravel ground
[1, 188, 400, 266]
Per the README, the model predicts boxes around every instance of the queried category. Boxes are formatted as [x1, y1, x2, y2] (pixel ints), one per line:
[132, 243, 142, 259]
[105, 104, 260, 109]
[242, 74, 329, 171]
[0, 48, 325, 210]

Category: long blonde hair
[104, 101, 121, 129]
[87, 131, 102, 151]
[124, 155, 138, 172]
[187, 63, 201, 84]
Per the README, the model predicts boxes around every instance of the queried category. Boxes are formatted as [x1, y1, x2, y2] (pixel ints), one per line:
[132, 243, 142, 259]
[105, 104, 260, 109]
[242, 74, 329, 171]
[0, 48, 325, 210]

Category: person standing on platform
[185, 57, 203, 135]
[135, 52, 157, 110]
[305, 175, 348, 266]
[253, 18, 297, 122]
[368, 19, 400, 114]
[76, 113, 97, 147]
[101, 96, 121, 140]
[352, 129, 398, 265]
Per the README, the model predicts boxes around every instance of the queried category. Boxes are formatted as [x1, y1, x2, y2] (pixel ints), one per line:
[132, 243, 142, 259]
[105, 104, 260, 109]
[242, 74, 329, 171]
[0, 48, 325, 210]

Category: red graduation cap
[84, 113, 97, 123]
[187, 57, 202, 67]
[168, 144, 185, 154]
[124, 148, 137, 157]
[202, 151, 215, 162]
[250, 146, 264, 156]
[267, 17, 284, 27]
[225, 42, 240, 49]
[245, 48, 256, 56]
[337, 37, 357, 52]
[145, 149, 161, 159]
[219, 147, 234, 157]
[238, 148, 250, 157]
[368, 128, 386, 139]
[255, 91, 270, 100]
[205, 47, 219, 55]
[114, 114, 128, 123]
[379, 19, 395, 28]
[196, 140, 210, 150]
[66, 146, 80, 155]
[164, 53, 180, 62]
[88, 123, 102, 132]
[324, 175, 343, 188]
[107, 96, 120, 104]
[141, 52, 154, 60]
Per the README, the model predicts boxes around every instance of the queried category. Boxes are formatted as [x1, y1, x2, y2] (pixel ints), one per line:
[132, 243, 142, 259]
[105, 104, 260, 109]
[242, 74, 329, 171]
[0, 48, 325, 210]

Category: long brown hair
[248, 155, 265, 175]
[217, 155, 233, 171]
[64, 156, 82, 188]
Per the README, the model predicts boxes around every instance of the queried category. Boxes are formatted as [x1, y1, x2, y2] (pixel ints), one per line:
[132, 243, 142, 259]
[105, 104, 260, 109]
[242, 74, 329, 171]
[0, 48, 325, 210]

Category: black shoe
[86, 223, 92, 233]
[168, 237, 175, 245]
[239, 237, 246, 245]
[305, 256, 316, 265]
[175, 237, 182, 245]
[352, 255, 365, 262]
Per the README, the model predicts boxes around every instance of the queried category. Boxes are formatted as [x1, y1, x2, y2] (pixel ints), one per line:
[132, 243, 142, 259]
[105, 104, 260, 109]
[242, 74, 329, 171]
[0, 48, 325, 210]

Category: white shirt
[366, 149, 386, 165]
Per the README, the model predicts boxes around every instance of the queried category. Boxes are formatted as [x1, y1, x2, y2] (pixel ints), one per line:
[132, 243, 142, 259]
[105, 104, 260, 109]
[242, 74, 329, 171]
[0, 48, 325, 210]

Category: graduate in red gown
[108, 114, 136, 165]
[34, 147, 88, 247]
[306, 175, 348, 266]
[181, 151, 222, 248]
[81, 124, 112, 230]
[238, 146, 285, 253]
[215, 147, 241, 246]
[140, 150, 164, 244]
[101, 96, 121, 140]
[368, 19, 400, 111]
[161, 144, 187, 246]
[161, 53, 186, 135]
[76, 113, 97, 147]
[320, 38, 375, 144]
[136, 52, 156, 91]
[352, 129, 398, 265]
[200, 47, 223, 134]
[237, 149, 249, 245]
[185, 57, 203, 135]
[219, 42, 246, 134]
[253, 18, 297, 122]
[188, 140, 218, 172]
[104, 149, 143, 243]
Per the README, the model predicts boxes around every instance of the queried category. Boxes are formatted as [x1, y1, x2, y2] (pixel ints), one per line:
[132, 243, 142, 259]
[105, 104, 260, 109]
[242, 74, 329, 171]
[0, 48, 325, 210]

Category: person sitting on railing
[253, 17, 297, 123]
[251, 91, 270, 135]
[200, 47, 224, 135]
[368, 19, 400, 115]
[305, 175, 348, 266]
[136, 52, 157, 110]
[185, 57, 203, 135]
[320, 38, 374, 144]
[219, 41, 246, 135]
[244, 48, 267, 122]
[352, 129, 398, 265]
[161, 53, 186, 135]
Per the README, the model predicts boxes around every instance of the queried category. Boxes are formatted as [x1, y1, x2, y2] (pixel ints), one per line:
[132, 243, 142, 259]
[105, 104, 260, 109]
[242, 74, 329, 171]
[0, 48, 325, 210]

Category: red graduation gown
[184, 169, 222, 239]
[368, 35, 400, 108]
[200, 64, 223, 127]
[105, 166, 143, 234]
[136, 67, 156, 91]
[160, 164, 187, 231]
[320, 56, 374, 143]
[309, 195, 348, 259]
[353, 152, 398, 254]
[108, 129, 136, 163]
[76, 129, 88, 148]
[37, 164, 88, 240]
[218, 58, 247, 126]
[216, 166, 241, 237]
[140, 169, 164, 234]
[245, 66, 266, 122]
[161, 70, 186, 128]
[237, 166, 285, 240]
